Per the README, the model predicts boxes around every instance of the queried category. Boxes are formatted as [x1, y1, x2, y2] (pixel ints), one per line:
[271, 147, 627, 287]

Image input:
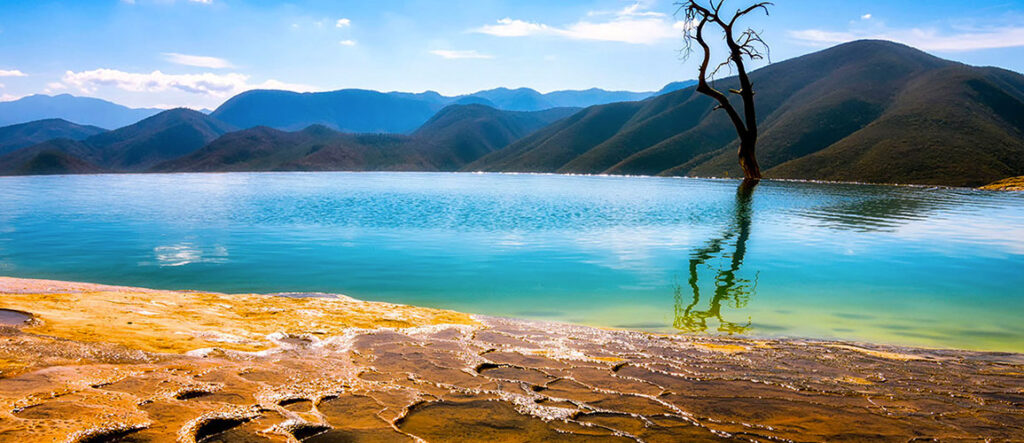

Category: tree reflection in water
[674, 181, 759, 334]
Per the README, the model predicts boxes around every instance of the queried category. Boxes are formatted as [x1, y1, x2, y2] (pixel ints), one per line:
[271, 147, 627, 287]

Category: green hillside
[0, 108, 236, 174]
[466, 40, 1024, 187]
[0, 138, 104, 175]
[0, 119, 105, 156]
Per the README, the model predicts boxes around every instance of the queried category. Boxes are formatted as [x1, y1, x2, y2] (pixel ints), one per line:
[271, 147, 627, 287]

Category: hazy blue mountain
[156, 104, 576, 172]
[207, 85, 674, 133]
[542, 88, 654, 108]
[0, 94, 161, 129]
[453, 95, 498, 107]
[457, 87, 665, 111]
[655, 80, 699, 95]
[210, 89, 446, 133]
[0, 119, 105, 156]
[0, 83, 687, 138]
[0, 108, 235, 173]
[459, 88, 556, 112]
[466, 40, 1024, 187]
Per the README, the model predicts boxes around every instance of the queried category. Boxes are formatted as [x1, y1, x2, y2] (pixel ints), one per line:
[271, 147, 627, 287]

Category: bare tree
[679, 1, 771, 181]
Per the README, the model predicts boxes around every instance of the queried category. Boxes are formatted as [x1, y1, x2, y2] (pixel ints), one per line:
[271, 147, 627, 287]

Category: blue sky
[1, 0, 1022, 109]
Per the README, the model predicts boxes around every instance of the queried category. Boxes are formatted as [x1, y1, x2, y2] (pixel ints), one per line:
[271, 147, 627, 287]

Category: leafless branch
[676, 0, 771, 180]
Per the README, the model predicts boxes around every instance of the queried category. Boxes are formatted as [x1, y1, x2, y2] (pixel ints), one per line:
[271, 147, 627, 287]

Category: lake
[1, 172, 1022, 352]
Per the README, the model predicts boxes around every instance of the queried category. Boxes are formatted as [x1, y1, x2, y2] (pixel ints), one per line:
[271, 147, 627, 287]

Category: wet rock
[0, 279, 1021, 441]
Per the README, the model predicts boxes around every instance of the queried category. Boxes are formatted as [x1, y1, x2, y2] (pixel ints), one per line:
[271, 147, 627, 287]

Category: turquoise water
[1, 172, 1022, 352]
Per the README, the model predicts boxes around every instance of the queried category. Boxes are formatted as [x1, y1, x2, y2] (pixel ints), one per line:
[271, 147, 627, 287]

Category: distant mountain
[210, 89, 446, 133]
[542, 88, 654, 108]
[459, 88, 555, 112]
[454, 87, 651, 111]
[466, 40, 1024, 187]
[0, 108, 235, 173]
[0, 94, 161, 129]
[0, 84, 683, 141]
[208, 85, 669, 133]
[156, 104, 574, 173]
[0, 119, 105, 156]
[655, 80, 699, 95]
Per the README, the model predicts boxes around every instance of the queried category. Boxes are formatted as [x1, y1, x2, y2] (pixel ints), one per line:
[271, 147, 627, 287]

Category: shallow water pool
[1, 172, 1022, 352]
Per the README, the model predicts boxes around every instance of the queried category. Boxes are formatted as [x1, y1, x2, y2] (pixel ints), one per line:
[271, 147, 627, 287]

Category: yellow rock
[980, 175, 1024, 191]
[0, 277, 476, 357]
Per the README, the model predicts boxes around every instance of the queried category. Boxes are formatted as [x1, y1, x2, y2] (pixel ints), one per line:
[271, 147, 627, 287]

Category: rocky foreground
[0, 277, 1021, 442]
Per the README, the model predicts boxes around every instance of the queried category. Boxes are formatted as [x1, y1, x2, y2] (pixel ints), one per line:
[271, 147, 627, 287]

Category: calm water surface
[2, 172, 1022, 352]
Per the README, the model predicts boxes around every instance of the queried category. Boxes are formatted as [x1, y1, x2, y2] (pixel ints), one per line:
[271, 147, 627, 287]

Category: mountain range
[155, 105, 575, 172]
[0, 86, 666, 136]
[466, 40, 1024, 187]
[0, 94, 161, 129]
[0, 41, 1021, 187]
[0, 104, 575, 175]
[0, 109, 235, 174]
[208, 86, 667, 133]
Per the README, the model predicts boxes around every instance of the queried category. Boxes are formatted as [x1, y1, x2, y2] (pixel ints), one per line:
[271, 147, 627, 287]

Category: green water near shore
[1, 172, 1022, 352]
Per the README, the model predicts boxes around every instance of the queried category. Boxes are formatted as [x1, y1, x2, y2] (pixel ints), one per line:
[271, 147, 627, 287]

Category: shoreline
[1, 276, 1021, 441]
[1, 168, 1021, 192]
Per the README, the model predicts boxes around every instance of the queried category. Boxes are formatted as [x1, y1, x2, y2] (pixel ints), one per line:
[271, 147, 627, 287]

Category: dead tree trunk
[680, 1, 771, 182]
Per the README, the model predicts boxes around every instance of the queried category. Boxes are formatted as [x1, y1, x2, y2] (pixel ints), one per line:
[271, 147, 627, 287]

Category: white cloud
[430, 49, 494, 59]
[476, 18, 552, 37]
[163, 52, 235, 69]
[0, 69, 27, 77]
[189, 0, 213, 4]
[44, 82, 67, 94]
[1, 93, 20, 102]
[336, 18, 351, 28]
[473, 3, 683, 45]
[338, 39, 357, 46]
[789, 25, 1024, 51]
[590, 2, 666, 18]
[61, 69, 318, 98]
[861, 14, 872, 20]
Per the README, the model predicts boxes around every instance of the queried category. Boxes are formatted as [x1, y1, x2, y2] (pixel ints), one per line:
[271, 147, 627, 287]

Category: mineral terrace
[0, 277, 1021, 442]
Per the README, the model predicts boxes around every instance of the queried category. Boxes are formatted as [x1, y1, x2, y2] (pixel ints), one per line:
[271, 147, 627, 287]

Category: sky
[1, 0, 1022, 109]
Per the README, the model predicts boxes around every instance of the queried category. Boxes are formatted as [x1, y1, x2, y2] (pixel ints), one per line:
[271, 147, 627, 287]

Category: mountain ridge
[156, 104, 575, 173]
[1, 41, 1021, 187]
[0, 119, 105, 156]
[0, 108, 235, 175]
[466, 40, 1024, 187]
[0, 94, 162, 129]
[209, 85, 670, 133]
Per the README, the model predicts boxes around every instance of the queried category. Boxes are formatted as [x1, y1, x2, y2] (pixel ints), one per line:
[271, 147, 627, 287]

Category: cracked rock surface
[0, 277, 1022, 442]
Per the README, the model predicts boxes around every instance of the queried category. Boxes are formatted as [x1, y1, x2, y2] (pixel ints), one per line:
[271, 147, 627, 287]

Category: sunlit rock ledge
[0, 277, 1021, 442]
[981, 175, 1024, 191]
